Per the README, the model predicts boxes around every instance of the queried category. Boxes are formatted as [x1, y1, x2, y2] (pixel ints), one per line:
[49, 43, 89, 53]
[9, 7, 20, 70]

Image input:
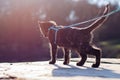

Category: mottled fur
[38, 5, 109, 68]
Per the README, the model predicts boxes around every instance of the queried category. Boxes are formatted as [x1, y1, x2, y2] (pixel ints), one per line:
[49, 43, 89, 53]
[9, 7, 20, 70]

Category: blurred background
[0, 0, 120, 62]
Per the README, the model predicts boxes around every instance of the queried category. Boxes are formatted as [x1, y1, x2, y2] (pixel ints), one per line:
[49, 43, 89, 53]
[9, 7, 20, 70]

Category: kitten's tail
[87, 4, 110, 32]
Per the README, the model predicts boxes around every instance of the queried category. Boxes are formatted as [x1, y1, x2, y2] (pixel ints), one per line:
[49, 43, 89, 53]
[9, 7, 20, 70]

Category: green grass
[100, 39, 120, 49]
[115, 45, 120, 49]
[99, 40, 120, 58]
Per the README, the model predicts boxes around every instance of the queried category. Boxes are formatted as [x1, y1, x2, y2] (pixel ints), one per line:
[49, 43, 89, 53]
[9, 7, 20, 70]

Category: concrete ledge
[0, 58, 120, 80]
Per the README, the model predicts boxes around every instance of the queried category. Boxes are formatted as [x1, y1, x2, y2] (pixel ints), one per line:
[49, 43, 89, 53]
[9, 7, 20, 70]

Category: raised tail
[86, 4, 110, 32]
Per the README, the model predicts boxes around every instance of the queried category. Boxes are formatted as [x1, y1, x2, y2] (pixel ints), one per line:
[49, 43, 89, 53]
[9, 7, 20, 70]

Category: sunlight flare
[87, 0, 120, 7]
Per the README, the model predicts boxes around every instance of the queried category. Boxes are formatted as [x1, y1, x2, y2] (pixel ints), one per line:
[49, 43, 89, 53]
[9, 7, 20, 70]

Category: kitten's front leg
[49, 43, 58, 64]
[63, 48, 71, 65]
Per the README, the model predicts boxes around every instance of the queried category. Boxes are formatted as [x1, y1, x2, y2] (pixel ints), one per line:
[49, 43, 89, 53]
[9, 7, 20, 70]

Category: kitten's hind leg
[76, 48, 87, 66]
[87, 45, 101, 68]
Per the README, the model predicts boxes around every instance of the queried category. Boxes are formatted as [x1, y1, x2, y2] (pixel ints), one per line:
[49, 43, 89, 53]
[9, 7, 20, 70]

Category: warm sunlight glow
[87, 0, 120, 7]
[0, 0, 120, 62]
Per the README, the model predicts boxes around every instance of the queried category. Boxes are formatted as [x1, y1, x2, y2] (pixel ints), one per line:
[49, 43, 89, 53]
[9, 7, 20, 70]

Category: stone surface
[0, 58, 120, 80]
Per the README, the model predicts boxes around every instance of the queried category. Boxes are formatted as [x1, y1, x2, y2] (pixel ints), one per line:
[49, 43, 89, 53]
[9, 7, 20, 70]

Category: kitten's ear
[38, 21, 44, 26]
[38, 21, 40, 26]
[38, 21, 42, 25]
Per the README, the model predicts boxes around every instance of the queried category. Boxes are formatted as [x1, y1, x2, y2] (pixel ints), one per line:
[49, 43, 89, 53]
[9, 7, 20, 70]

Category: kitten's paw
[92, 64, 99, 68]
[63, 62, 69, 65]
[76, 62, 84, 66]
[49, 61, 56, 64]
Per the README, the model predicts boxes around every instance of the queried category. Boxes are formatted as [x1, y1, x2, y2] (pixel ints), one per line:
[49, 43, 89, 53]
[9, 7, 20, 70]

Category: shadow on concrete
[52, 64, 120, 79]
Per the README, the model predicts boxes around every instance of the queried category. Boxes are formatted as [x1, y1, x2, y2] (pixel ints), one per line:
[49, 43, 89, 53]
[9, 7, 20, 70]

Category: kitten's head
[38, 21, 57, 37]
